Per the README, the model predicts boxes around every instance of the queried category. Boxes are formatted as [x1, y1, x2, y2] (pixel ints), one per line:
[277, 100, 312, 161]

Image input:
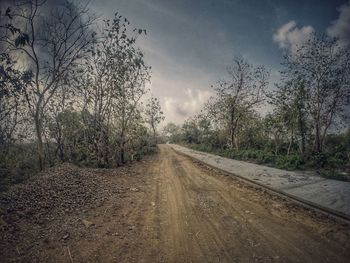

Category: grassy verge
[189, 144, 349, 181]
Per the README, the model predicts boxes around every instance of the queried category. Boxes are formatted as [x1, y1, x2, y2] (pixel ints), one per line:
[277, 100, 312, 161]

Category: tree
[206, 57, 269, 149]
[106, 14, 149, 164]
[269, 78, 309, 157]
[162, 122, 181, 143]
[0, 52, 30, 153]
[79, 13, 150, 165]
[282, 34, 350, 153]
[0, 0, 96, 169]
[182, 118, 200, 144]
[145, 97, 164, 142]
[263, 112, 285, 155]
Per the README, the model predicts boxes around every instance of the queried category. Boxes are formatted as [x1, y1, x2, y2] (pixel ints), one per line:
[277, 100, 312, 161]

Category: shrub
[275, 154, 303, 170]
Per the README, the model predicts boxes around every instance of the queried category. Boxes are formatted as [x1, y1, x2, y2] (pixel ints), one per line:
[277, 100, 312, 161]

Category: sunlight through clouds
[164, 88, 213, 124]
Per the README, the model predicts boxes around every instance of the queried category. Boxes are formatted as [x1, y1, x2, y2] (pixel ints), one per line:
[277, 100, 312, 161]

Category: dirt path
[2, 144, 350, 262]
[144, 145, 350, 263]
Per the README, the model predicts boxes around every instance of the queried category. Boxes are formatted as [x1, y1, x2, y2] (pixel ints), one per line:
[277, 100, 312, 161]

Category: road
[3, 144, 349, 262]
[171, 144, 350, 219]
[140, 145, 350, 263]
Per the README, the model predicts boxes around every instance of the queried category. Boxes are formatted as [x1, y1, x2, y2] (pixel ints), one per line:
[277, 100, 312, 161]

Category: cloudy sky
[89, 0, 350, 124]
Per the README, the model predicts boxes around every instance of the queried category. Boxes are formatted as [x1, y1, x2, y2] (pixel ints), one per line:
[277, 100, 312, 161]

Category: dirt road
[142, 145, 350, 263]
[2, 144, 350, 262]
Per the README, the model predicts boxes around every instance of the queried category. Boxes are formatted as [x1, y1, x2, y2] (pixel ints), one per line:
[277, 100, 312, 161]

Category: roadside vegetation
[161, 36, 350, 179]
[0, 1, 164, 190]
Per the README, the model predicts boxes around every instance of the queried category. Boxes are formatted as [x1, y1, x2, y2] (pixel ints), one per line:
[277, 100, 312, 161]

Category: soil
[1, 144, 350, 262]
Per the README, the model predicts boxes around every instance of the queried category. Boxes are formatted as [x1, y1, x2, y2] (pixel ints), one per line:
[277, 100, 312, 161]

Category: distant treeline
[0, 0, 164, 175]
[161, 37, 350, 176]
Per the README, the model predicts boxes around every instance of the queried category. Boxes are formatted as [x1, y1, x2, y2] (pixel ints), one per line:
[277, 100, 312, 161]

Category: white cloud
[273, 20, 314, 54]
[327, 1, 350, 46]
[163, 88, 213, 124]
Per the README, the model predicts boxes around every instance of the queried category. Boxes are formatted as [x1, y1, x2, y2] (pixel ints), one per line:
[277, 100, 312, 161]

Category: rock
[82, 219, 94, 228]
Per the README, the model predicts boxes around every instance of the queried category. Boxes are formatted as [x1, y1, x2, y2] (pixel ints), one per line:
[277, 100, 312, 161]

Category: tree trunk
[314, 122, 321, 153]
[274, 134, 279, 155]
[34, 111, 44, 171]
[230, 127, 235, 149]
[152, 125, 156, 145]
[234, 136, 239, 151]
[56, 123, 65, 162]
[119, 140, 125, 164]
[118, 128, 126, 165]
[298, 113, 306, 158]
[287, 135, 293, 156]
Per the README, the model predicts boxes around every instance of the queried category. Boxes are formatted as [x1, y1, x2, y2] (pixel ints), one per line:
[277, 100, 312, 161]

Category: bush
[192, 144, 213, 153]
[133, 145, 158, 161]
[0, 143, 38, 191]
[275, 154, 303, 170]
[307, 153, 345, 169]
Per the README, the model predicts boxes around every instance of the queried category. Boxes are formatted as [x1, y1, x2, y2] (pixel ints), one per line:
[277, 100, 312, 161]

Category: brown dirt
[1, 144, 350, 262]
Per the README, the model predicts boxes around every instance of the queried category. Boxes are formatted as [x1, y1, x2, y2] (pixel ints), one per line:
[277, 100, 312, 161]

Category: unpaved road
[2, 144, 350, 262]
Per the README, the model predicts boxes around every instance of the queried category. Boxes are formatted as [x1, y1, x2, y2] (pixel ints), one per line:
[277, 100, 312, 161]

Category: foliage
[145, 97, 164, 144]
[204, 57, 269, 149]
[0, 2, 164, 182]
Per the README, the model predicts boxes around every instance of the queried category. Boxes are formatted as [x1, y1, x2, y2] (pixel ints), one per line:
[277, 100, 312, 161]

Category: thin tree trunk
[34, 111, 44, 170]
[314, 122, 321, 153]
[230, 127, 234, 149]
[287, 135, 293, 156]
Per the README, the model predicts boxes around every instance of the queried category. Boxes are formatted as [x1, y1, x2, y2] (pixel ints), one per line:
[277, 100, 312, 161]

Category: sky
[88, 0, 350, 124]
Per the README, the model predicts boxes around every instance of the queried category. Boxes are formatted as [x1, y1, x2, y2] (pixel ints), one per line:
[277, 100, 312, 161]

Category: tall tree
[206, 57, 269, 149]
[145, 97, 164, 142]
[282, 34, 350, 153]
[0, 0, 96, 169]
[270, 78, 309, 157]
[0, 52, 30, 152]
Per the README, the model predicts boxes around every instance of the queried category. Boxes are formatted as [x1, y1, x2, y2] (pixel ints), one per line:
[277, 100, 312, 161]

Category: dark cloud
[3, 0, 344, 124]
[87, 0, 348, 123]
